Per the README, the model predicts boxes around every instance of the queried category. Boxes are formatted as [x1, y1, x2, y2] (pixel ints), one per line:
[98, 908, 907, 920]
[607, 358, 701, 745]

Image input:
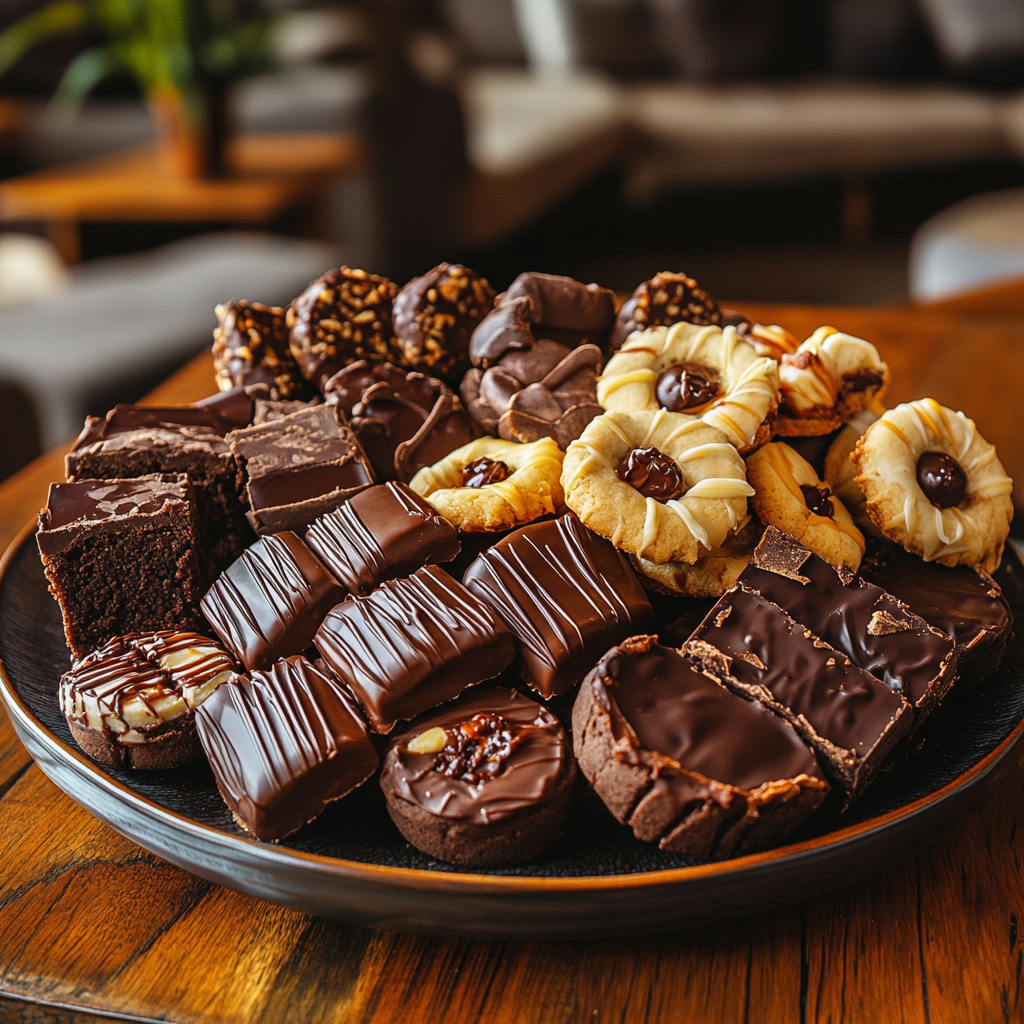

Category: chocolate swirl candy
[381, 687, 576, 866]
[196, 655, 379, 842]
[609, 271, 722, 353]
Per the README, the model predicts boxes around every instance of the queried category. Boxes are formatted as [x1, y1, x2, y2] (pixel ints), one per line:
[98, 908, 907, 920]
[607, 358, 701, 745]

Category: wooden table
[1, 282, 1022, 1024]
[0, 131, 363, 264]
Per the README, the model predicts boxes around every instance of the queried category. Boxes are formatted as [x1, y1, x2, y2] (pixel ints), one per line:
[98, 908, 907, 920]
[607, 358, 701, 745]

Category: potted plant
[0, 0, 275, 177]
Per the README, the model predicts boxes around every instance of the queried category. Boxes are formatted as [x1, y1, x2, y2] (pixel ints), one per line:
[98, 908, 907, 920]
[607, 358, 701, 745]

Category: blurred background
[0, 0, 1022, 482]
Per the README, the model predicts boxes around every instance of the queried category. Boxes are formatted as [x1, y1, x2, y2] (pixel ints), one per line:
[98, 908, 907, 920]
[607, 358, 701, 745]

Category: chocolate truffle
[609, 271, 722, 353]
[228, 404, 374, 535]
[194, 383, 271, 427]
[462, 514, 656, 698]
[38, 475, 205, 658]
[573, 636, 828, 858]
[287, 267, 398, 388]
[381, 687, 576, 866]
[314, 565, 516, 733]
[304, 482, 460, 597]
[60, 631, 236, 769]
[323, 360, 476, 482]
[201, 531, 345, 672]
[392, 263, 496, 381]
[196, 656, 379, 841]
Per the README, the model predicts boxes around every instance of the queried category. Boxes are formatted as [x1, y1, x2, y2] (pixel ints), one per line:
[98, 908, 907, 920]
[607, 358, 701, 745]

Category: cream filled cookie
[851, 399, 1013, 572]
[561, 410, 754, 564]
[409, 436, 564, 533]
[746, 442, 865, 571]
[597, 323, 780, 454]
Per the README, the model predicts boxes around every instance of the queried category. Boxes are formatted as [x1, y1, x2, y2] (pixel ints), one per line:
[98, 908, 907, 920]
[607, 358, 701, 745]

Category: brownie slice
[573, 636, 828, 859]
[37, 475, 206, 658]
[685, 586, 912, 801]
[228, 404, 375, 535]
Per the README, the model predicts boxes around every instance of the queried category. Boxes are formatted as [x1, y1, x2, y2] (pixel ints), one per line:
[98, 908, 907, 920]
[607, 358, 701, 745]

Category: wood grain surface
[0, 283, 1022, 1023]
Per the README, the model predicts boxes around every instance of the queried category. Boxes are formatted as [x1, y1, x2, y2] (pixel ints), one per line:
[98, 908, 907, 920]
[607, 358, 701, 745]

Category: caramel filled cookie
[610, 271, 722, 353]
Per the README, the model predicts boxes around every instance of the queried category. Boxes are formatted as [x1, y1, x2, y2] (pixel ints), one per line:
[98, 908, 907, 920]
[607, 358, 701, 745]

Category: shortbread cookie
[598, 323, 780, 453]
[747, 442, 865, 571]
[409, 436, 564, 533]
[823, 409, 884, 538]
[851, 399, 1013, 572]
[561, 410, 754, 564]
[728, 315, 799, 363]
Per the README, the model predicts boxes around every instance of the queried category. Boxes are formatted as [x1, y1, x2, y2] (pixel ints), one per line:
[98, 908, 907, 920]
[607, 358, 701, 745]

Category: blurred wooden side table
[0, 131, 363, 263]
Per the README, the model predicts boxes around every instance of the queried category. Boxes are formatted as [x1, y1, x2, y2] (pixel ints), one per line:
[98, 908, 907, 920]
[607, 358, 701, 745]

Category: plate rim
[3, 518, 1022, 894]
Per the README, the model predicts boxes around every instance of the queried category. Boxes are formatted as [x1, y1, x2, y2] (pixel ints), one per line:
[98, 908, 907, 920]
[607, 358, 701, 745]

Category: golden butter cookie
[823, 409, 884, 539]
[851, 399, 1013, 572]
[561, 410, 754, 564]
[747, 442, 865, 571]
[597, 323, 780, 454]
[409, 436, 564, 533]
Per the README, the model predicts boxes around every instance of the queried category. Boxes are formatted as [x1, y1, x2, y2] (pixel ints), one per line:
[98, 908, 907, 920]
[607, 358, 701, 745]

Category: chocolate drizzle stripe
[307, 501, 388, 594]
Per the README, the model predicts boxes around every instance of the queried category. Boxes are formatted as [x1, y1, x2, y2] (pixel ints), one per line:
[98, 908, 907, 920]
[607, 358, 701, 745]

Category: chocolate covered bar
[196, 655, 379, 841]
[314, 565, 516, 733]
[305, 482, 460, 597]
[463, 514, 656, 698]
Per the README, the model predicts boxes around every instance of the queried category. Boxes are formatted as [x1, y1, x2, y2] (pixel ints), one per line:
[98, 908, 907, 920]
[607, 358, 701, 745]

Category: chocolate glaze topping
[800, 484, 834, 518]
[76, 404, 237, 447]
[462, 457, 512, 489]
[916, 451, 968, 509]
[655, 363, 720, 412]
[616, 447, 685, 502]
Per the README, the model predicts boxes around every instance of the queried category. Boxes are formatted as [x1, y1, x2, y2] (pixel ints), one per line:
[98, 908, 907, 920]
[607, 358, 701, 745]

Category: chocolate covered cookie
[609, 271, 722, 353]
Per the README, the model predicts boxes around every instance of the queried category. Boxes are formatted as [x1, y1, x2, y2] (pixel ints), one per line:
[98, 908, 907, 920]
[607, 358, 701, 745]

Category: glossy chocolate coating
[462, 514, 656, 697]
[195, 656, 379, 842]
[616, 447, 685, 502]
[655, 364, 720, 412]
[304, 482, 460, 597]
[76, 404, 237, 448]
[462, 457, 512, 488]
[314, 565, 516, 733]
[800, 484, 833, 518]
[200, 531, 345, 672]
[916, 451, 968, 509]
[194, 384, 267, 427]
[609, 272, 722, 352]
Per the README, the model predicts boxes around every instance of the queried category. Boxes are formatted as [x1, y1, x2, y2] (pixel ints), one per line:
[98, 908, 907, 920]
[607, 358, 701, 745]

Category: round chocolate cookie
[287, 267, 398, 389]
[609, 271, 722, 353]
[392, 263, 496, 382]
[380, 687, 576, 867]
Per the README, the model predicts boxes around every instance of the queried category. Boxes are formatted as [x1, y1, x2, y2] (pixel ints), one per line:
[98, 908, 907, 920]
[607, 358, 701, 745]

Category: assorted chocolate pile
[36, 262, 1015, 866]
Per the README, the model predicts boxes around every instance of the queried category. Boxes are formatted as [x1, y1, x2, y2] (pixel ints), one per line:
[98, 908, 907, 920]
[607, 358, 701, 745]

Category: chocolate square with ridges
[462, 514, 656, 698]
[195, 655, 379, 841]
[314, 565, 516, 733]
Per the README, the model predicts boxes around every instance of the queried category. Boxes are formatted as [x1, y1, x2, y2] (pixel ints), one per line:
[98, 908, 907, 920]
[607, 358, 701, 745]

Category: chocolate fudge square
[305, 482, 460, 597]
[686, 586, 912, 801]
[462, 514, 656, 698]
[196, 655, 379, 841]
[38, 475, 205, 658]
[228, 404, 374, 535]
[314, 565, 516, 733]
[66, 422, 250, 573]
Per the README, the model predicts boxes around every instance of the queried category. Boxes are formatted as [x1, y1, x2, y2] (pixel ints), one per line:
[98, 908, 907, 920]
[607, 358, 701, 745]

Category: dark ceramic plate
[2, 523, 1022, 939]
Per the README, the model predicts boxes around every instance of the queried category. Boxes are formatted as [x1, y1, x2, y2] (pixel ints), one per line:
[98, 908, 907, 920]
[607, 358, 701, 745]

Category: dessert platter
[0, 265, 1020, 938]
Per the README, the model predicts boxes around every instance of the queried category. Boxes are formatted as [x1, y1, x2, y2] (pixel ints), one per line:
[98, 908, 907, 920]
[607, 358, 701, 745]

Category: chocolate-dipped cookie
[609, 271, 722, 353]
[392, 263, 495, 382]
[381, 687, 576, 866]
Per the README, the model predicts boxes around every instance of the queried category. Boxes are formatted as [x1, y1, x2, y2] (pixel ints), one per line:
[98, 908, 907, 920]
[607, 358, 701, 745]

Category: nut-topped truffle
[610, 271, 722, 353]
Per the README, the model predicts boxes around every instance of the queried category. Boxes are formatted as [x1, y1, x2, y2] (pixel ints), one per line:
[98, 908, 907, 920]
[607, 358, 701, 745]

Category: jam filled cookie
[409, 436, 564, 533]
[746, 442, 865, 571]
[598, 323, 780, 454]
[609, 271, 722, 353]
[851, 399, 1013, 572]
[561, 410, 754, 564]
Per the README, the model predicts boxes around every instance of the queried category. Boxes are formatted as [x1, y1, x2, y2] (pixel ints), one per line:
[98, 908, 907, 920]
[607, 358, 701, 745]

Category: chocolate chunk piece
[287, 267, 398, 388]
[228, 404, 374, 535]
[196, 655, 379, 841]
[462, 514, 656, 698]
[213, 300, 313, 399]
[314, 565, 516, 733]
[38, 475, 206, 658]
[392, 263, 496, 381]
[574, 636, 827, 858]
[305, 482, 460, 597]
[381, 687, 575, 866]
[201, 531, 345, 672]
[686, 587, 911, 800]
[739, 527, 959, 722]
[251, 396, 318, 425]
[194, 384, 271, 427]
[609, 271, 722, 353]
[324, 360, 476, 482]
[60, 631, 236, 769]
[75, 403, 238, 448]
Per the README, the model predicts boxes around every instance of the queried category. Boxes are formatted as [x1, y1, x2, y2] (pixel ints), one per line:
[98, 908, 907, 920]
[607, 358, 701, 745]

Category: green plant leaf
[0, 0, 88, 76]
[53, 44, 122, 103]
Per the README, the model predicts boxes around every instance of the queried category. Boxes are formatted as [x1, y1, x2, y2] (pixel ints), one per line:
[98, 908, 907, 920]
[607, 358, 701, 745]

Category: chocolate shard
[314, 565, 516, 733]
[305, 481, 460, 597]
[462, 514, 656, 698]
[685, 586, 912, 801]
[573, 636, 828, 858]
[195, 655, 379, 842]
[200, 531, 345, 672]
